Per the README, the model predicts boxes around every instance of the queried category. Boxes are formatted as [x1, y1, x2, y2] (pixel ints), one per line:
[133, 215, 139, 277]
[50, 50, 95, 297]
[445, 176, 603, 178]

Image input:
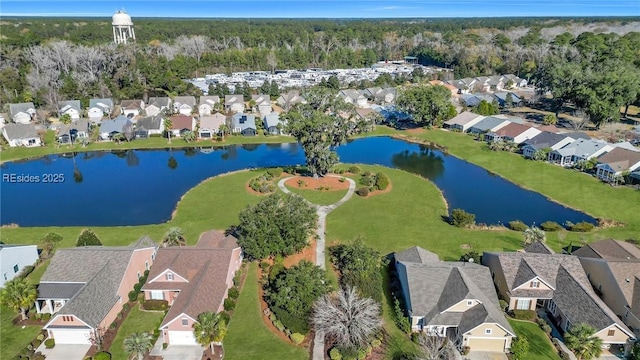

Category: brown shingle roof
[169, 114, 194, 130]
[574, 239, 640, 260]
[597, 148, 640, 171]
[493, 122, 533, 138]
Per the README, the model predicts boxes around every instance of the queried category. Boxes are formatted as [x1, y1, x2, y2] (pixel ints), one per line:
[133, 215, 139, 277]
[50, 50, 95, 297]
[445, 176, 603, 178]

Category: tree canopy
[397, 85, 456, 127]
[329, 238, 384, 303]
[237, 193, 317, 260]
[564, 323, 603, 360]
[76, 229, 102, 246]
[0, 278, 37, 320]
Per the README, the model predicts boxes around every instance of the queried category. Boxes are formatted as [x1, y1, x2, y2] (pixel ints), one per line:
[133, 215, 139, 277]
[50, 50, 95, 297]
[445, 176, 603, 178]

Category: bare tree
[416, 332, 456, 360]
[312, 286, 382, 351]
[266, 50, 278, 74]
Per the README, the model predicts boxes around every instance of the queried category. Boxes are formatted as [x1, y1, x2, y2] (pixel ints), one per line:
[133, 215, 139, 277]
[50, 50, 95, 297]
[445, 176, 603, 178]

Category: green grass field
[0, 306, 41, 360]
[107, 303, 165, 360]
[284, 183, 349, 205]
[508, 319, 561, 360]
[225, 262, 308, 360]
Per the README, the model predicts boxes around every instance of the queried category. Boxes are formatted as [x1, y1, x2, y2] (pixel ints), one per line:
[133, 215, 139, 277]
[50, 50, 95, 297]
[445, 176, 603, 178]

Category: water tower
[112, 10, 135, 44]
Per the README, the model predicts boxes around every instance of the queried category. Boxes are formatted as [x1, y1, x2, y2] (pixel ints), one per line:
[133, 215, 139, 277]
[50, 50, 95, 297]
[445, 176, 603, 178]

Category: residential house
[142, 230, 242, 347]
[135, 115, 165, 139]
[487, 76, 505, 91]
[395, 246, 516, 353]
[120, 100, 145, 118]
[99, 116, 133, 140]
[224, 95, 245, 113]
[468, 116, 511, 135]
[484, 122, 541, 144]
[145, 97, 172, 117]
[9, 102, 36, 124]
[443, 112, 485, 132]
[459, 94, 495, 107]
[36, 237, 157, 344]
[58, 119, 90, 144]
[473, 77, 491, 92]
[2, 123, 41, 147]
[168, 115, 196, 137]
[521, 132, 575, 159]
[503, 74, 528, 88]
[338, 89, 369, 108]
[251, 94, 273, 116]
[364, 87, 398, 105]
[173, 96, 197, 116]
[199, 113, 227, 138]
[263, 112, 285, 135]
[0, 244, 39, 287]
[198, 96, 221, 116]
[483, 251, 636, 354]
[276, 91, 306, 111]
[449, 78, 476, 94]
[492, 92, 523, 108]
[595, 148, 640, 182]
[58, 100, 82, 120]
[231, 113, 257, 136]
[88, 98, 113, 122]
[574, 239, 640, 337]
[548, 139, 613, 167]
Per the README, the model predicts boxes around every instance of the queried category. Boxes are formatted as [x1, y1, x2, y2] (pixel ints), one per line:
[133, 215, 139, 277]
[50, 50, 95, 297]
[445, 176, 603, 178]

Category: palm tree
[0, 278, 37, 320]
[312, 286, 382, 350]
[60, 113, 73, 146]
[164, 118, 173, 144]
[162, 227, 186, 247]
[523, 226, 545, 245]
[193, 312, 227, 353]
[218, 124, 229, 141]
[564, 324, 602, 360]
[182, 130, 196, 143]
[123, 332, 154, 360]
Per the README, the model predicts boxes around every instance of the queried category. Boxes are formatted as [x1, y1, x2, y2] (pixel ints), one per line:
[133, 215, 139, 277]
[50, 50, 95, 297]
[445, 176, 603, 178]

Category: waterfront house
[443, 112, 485, 132]
[595, 148, 640, 182]
[99, 116, 133, 140]
[231, 113, 257, 136]
[263, 112, 284, 135]
[521, 132, 575, 159]
[2, 123, 41, 147]
[135, 115, 165, 138]
[199, 113, 227, 138]
[120, 100, 145, 118]
[168, 114, 196, 137]
[58, 100, 82, 120]
[173, 96, 197, 116]
[468, 116, 511, 135]
[548, 139, 613, 167]
[0, 244, 39, 287]
[88, 99, 113, 122]
[9, 102, 36, 124]
[484, 122, 541, 144]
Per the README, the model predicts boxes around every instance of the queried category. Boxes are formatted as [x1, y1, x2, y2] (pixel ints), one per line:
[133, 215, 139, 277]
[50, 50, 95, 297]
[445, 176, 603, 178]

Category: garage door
[468, 338, 506, 352]
[168, 330, 198, 345]
[50, 329, 92, 344]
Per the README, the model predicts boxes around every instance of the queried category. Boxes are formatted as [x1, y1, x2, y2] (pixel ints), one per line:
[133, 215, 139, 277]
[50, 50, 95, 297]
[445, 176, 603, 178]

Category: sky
[1, 0, 639, 18]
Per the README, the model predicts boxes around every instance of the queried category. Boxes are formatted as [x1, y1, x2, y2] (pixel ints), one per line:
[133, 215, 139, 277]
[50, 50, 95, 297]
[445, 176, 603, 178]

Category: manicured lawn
[411, 130, 640, 250]
[284, 184, 349, 206]
[508, 319, 561, 360]
[27, 259, 50, 284]
[0, 306, 41, 359]
[327, 165, 522, 260]
[225, 262, 307, 360]
[107, 304, 165, 360]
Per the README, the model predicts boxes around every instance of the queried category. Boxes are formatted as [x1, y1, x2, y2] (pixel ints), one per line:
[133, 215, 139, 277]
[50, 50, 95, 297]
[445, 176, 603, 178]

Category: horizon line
[3, 14, 640, 19]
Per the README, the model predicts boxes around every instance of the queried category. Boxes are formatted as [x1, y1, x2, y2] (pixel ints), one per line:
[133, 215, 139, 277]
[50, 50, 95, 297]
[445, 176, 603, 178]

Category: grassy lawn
[0, 306, 41, 359]
[284, 184, 349, 206]
[508, 319, 561, 360]
[327, 165, 522, 260]
[411, 130, 640, 250]
[225, 262, 307, 360]
[107, 304, 165, 360]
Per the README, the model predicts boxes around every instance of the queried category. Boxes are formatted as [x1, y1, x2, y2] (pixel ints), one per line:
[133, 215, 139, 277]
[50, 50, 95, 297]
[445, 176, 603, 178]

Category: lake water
[0, 137, 595, 227]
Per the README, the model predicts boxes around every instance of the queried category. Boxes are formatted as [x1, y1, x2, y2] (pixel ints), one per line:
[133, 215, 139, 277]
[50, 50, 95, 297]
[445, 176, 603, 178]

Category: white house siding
[1, 245, 39, 286]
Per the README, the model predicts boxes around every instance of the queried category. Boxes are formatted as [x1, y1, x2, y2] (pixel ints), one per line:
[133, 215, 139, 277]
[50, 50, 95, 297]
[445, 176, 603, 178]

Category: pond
[1, 137, 595, 227]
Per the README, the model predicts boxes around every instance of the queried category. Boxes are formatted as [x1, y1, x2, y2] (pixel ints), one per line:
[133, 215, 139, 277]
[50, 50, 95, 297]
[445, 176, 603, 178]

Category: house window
[565, 320, 572, 332]
[181, 318, 188, 326]
[137, 271, 141, 279]
[150, 291, 164, 300]
[166, 272, 173, 280]
[467, 300, 473, 306]
[3, 273, 6, 281]
[516, 299, 531, 310]
[608, 329, 615, 337]
[530, 281, 540, 288]
[13, 264, 19, 273]
[62, 316, 74, 322]
[152, 251, 156, 261]
[145, 261, 150, 271]
[485, 329, 492, 335]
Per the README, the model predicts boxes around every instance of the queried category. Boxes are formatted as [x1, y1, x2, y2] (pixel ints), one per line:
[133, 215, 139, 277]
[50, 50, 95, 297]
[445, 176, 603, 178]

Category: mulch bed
[245, 172, 293, 196]
[282, 239, 316, 268]
[284, 175, 350, 191]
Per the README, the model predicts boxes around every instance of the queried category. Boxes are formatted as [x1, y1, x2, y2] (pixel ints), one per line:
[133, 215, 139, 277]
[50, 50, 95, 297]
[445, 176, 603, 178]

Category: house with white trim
[0, 244, 39, 287]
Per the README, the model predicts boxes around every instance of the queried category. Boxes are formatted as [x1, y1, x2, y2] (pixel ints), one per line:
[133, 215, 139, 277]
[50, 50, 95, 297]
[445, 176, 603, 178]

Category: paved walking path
[277, 174, 357, 360]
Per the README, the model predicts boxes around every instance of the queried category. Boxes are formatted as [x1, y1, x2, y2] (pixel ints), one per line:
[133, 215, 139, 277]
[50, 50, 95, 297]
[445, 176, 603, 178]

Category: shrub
[290, 333, 304, 344]
[449, 209, 476, 227]
[411, 332, 420, 343]
[508, 220, 528, 232]
[568, 221, 595, 232]
[461, 346, 470, 355]
[329, 347, 342, 360]
[357, 348, 367, 360]
[223, 298, 236, 312]
[540, 221, 563, 232]
[228, 287, 239, 300]
[142, 299, 169, 311]
[110, 321, 117, 329]
[32, 339, 42, 348]
[122, 303, 130, 311]
[269, 313, 277, 322]
[512, 310, 536, 321]
[93, 352, 111, 360]
[260, 261, 270, 272]
[128, 291, 138, 302]
[133, 283, 142, 292]
[338, 177, 346, 182]
[273, 319, 285, 332]
[355, 187, 369, 197]
[536, 318, 546, 327]
[36, 334, 45, 341]
[76, 229, 102, 247]
[144, 270, 150, 277]
[371, 339, 382, 347]
[162, 343, 168, 350]
[42, 313, 51, 321]
[511, 337, 530, 360]
[44, 339, 55, 349]
[375, 172, 390, 190]
[499, 299, 508, 312]
[266, 167, 283, 178]
[285, 329, 291, 337]
[393, 298, 411, 333]
[348, 166, 361, 174]
[271, 305, 310, 334]
[359, 175, 374, 187]
[33, 353, 45, 360]
[18, 266, 35, 279]
[541, 324, 552, 334]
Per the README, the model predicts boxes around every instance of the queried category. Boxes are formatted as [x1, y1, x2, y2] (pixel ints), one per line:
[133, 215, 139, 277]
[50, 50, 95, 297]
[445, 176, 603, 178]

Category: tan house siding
[446, 299, 481, 312]
[513, 277, 552, 291]
[465, 323, 511, 337]
[595, 324, 633, 344]
[463, 323, 513, 352]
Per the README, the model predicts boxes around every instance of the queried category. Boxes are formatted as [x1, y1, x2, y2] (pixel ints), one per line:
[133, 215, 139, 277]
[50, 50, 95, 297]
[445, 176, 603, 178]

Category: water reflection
[391, 147, 445, 180]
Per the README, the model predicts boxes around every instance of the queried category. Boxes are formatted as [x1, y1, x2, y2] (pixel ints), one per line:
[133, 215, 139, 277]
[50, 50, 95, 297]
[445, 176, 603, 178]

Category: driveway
[150, 338, 205, 360]
[464, 352, 509, 360]
[36, 343, 91, 360]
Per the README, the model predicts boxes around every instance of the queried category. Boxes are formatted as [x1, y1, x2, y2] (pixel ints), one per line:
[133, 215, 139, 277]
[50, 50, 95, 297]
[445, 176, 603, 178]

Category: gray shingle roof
[136, 115, 164, 131]
[147, 97, 171, 108]
[573, 239, 640, 260]
[173, 96, 196, 107]
[232, 113, 256, 131]
[2, 123, 39, 140]
[37, 283, 85, 300]
[59, 100, 81, 113]
[100, 116, 131, 134]
[263, 112, 282, 128]
[9, 102, 36, 117]
[524, 241, 555, 254]
[469, 117, 509, 132]
[89, 98, 113, 111]
[524, 131, 572, 149]
[443, 111, 484, 127]
[395, 246, 440, 264]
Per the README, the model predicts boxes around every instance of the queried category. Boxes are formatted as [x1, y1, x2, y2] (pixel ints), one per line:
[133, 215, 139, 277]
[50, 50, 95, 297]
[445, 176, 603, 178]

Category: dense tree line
[0, 17, 638, 129]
